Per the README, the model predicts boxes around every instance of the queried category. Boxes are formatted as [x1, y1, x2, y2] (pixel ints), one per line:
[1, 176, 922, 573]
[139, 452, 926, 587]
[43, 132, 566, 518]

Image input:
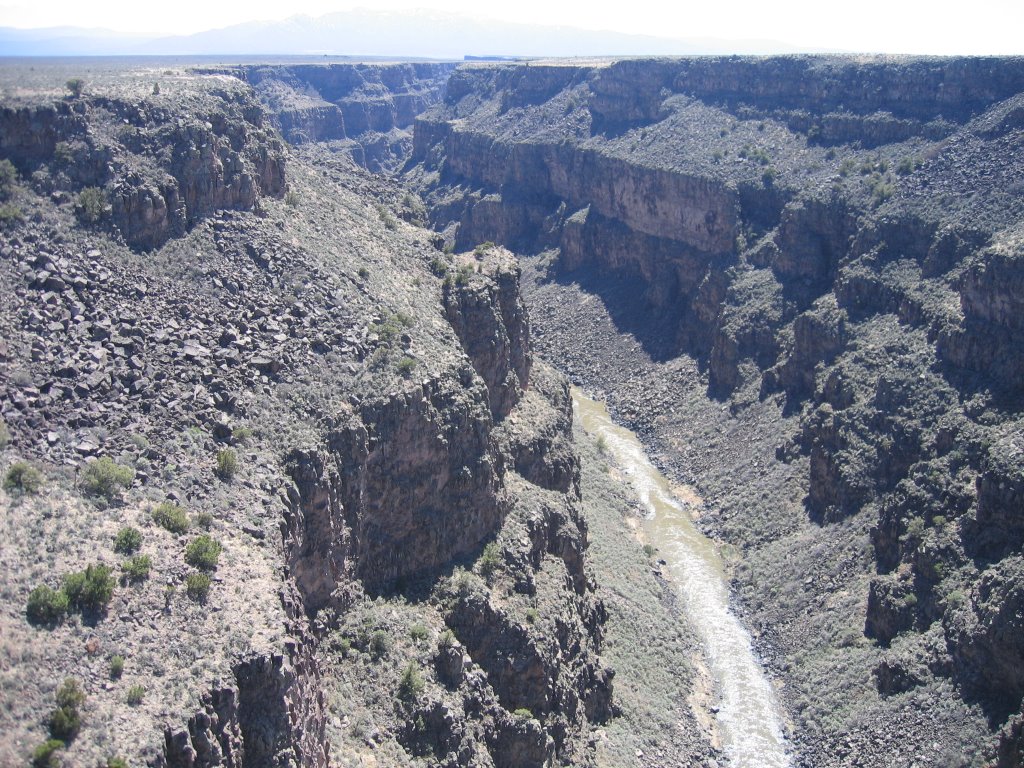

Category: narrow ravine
[574, 389, 791, 768]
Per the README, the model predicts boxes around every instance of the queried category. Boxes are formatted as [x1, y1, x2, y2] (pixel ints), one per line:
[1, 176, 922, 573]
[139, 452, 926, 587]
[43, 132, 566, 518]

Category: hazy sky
[1, 0, 1021, 54]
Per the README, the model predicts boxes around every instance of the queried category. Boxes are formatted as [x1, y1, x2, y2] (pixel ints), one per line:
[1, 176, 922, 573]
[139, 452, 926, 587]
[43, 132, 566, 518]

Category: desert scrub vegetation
[185, 572, 211, 602]
[113, 526, 143, 554]
[370, 311, 414, 347]
[27, 564, 116, 625]
[152, 501, 189, 533]
[126, 684, 146, 706]
[396, 356, 417, 377]
[63, 564, 115, 611]
[369, 629, 392, 660]
[0, 158, 16, 199]
[65, 78, 85, 97]
[48, 677, 86, 743]
[476, 541, 502, 579]
[121, 554, 151, 583]
[32, 739, 64, 768]
[26, 585, 70, 626]
[397, 661, 425, 701]
[109, 654, 125, 679]
[80, 456, 134, 501]
[215, 448, 238, 480]
[4, 461, 44, 494]
[184, 534, 222, 570]
[0, 417, 10, 448]
[75, 186, 107, 224]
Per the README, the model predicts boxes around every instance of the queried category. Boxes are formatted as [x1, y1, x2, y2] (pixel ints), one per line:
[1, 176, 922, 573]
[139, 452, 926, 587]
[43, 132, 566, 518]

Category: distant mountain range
[0, 9, 821, 58]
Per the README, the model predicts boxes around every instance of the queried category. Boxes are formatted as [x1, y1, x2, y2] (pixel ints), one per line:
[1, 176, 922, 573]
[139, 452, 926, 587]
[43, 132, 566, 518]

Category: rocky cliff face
[407, 56, 1024, 767]
[215, 63, 456, 173]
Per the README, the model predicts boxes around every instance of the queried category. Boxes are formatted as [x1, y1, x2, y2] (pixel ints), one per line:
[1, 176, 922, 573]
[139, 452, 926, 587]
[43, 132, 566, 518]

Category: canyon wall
[407, 56, 1024, 767]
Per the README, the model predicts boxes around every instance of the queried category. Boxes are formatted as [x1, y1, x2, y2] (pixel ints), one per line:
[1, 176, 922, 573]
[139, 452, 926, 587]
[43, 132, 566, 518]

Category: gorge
[1, 54, 1023, 768]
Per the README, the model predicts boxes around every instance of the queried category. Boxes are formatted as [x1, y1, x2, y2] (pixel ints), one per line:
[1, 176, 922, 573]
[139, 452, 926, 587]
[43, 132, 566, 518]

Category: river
[573, 389, 791, 768]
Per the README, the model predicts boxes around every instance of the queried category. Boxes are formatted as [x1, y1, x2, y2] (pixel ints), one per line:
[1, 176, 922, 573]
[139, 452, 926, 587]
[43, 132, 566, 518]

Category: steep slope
[407, 56, 1024, 767]
[0, 67, 625, 768]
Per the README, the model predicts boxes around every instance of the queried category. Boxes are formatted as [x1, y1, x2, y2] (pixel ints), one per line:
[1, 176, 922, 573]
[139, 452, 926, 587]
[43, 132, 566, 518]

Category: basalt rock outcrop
[0, 78, 285, 250]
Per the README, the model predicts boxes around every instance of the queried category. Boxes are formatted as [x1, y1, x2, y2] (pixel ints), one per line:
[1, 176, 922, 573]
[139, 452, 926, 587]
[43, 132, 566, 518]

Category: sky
[1, 0, 1022, 55]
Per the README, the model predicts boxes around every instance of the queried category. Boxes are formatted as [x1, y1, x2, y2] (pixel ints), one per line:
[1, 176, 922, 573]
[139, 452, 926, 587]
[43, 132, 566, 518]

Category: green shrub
[75, 186, 107, 224]
[231, 426, 254, 445]
[429, 256, 449, 277]
[185, 572, 211, 601]
[121, 554, 151, 583]
[513, 708, 534, 720]
[0, 158, 15, 200]
[473, 241, 495, 256]
[81, 457, 134, 500]
[113, 526, 143, 554]
[126, 684, 145, 706]
[48, 706, 80, 741]
[642, 544, 656, 558]
[107, 758, 129, 768]
[358, 266, 370, 279]
[215, 449, 238, 481]
[369, 630, 392, 660]
[0, 417, 9, 448]
[454, 264, 474, 287]
[109, 654, 125, 679]
[184, 535, 222, 570]
[0, 202, 23, 227]
[396, 356, 416, 377]
[65, 78, 85, 97]
[477, 541, 501, 578]
[55, 678, 85, 711]
[409, 623, 429, 643]
[284, 190, 299, 207]
[32, 739, 64, 768]
[48, 678, 85, 741]
[62, 564, 115, 611]
[193, 510, 214, 529]
[152, 501, 189, 533]
[525, 608, 538, 624]
[4, 461, 44, 494]
[438, 629, 456, 649]
[26, 585, 69, 625]
[397, 662, 424, 700]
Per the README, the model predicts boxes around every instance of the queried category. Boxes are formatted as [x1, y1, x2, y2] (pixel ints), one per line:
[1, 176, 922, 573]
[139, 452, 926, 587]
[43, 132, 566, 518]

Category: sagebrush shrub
[121, 554, 151, 583]
[62, 564, 115, 611]
[32, 739, 64, 768]
[215, 449, 238, 480]
[75, 186, 107, 223]
[185, 572, 211, 601]
[4, 461, 44, 494]
[81, 457, 134, 500]
[397, 662, 424, 700]
[113, 526, 142, 554]
[125, 684, 145, 706]
[184, 535, 221, 570]
[152, 502, 189, 533]
[26, 585, 69, 625]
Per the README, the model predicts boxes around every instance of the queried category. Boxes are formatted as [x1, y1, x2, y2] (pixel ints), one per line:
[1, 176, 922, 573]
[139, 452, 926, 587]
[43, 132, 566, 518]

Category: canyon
[1, 55, 1023, 768]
